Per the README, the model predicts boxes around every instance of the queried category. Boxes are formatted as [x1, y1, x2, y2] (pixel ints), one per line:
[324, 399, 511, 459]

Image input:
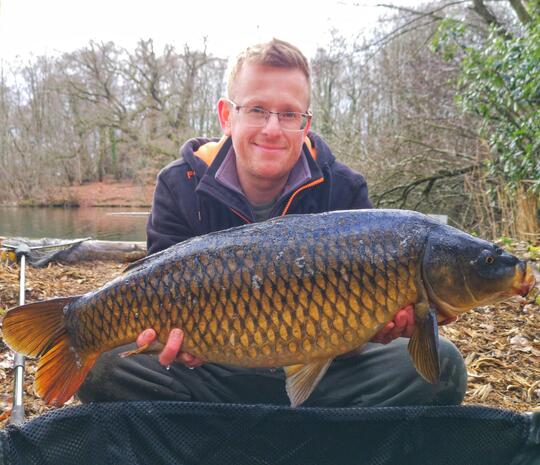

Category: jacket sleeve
[348, 175, 373, 210]
[330, 161, 373, 211]
[146, 170, 196, 255]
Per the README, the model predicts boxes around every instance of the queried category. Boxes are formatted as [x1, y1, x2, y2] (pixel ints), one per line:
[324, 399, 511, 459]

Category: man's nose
[262, 112, 282, 133]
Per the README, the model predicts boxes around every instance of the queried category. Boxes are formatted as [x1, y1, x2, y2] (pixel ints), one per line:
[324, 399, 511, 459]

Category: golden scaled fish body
[2, 210, 535, 407]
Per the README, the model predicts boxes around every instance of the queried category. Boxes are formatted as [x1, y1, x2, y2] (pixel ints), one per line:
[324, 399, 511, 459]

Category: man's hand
[370, 304, 415, 344]
[370, 304, 458, 344]
[136, 328, 204, 367]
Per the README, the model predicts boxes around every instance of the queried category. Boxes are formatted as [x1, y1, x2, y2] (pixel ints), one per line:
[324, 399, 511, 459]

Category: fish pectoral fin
[284, 359, 333, 408]
[119, 341, 164, 358]
[407, 307, 440, 384]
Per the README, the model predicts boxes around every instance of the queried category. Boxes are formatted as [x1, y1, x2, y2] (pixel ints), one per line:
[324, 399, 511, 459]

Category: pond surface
[0, 206, 149, 241]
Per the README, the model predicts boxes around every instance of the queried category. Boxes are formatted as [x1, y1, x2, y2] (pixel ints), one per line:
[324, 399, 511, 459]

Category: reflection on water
[0, 206, 149, 241]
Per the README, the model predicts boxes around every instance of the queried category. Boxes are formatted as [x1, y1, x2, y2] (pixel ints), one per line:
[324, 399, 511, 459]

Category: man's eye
[280, 112, 298, 120]
[247, 107, 266, 115]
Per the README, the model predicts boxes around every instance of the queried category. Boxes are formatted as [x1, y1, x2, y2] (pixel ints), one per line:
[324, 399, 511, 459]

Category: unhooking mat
[1, 402, 539, 465]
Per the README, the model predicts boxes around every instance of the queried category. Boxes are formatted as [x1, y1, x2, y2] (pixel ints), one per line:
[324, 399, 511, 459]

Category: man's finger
[371, 322, 394, 342]
[136, 328, 156, 347]
[388, 324, 404, 340]
[159, 328, 184, 366]
[396, 304, 415, 338]
[394, 310, 408, 329]
[403, 323, 415, 338]
[382, 321, 395, 334]
[178, 352, 195, 364]
[178, 352, 205, 367]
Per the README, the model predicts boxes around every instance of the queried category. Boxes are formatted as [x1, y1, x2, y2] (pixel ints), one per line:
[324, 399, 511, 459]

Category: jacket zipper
[280, 177, 324, 216]
[229, 177, 325, 223]
[229, 207, 252, 224]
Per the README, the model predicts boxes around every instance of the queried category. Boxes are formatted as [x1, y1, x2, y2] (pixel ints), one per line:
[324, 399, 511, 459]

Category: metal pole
[9, 245, 30, 426]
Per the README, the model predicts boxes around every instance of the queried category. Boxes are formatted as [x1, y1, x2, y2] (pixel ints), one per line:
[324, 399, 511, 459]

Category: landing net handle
[8, 244, 31, 425]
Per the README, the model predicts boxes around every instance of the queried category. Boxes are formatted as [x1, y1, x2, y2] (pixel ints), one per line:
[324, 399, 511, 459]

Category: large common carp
[2, 210, 535, 407]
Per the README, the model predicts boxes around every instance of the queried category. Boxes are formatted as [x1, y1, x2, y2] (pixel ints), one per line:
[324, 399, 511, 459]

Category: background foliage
[0, 0, 538, 239]
[434, 10, 540, 192]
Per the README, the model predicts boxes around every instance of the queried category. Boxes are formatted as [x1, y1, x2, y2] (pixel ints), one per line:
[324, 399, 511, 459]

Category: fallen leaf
[509, 335, 532, 352]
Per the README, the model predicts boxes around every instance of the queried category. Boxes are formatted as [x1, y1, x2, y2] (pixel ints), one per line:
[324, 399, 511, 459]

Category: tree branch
[374, 164, 480, 208]
[376, 1, 469, 18]
[508, 0, 533, 24]
[396, 137, 477, 160]
[359, 1, 480, 59]
[471, 0, 511, 37]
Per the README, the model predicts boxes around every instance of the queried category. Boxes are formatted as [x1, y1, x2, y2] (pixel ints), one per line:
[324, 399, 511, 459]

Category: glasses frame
[226, 99, 312, 132]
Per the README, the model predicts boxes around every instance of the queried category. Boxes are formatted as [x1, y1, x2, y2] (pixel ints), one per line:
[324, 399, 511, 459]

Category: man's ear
[217, 99, 232, 136]
[303, 113, 312, 136]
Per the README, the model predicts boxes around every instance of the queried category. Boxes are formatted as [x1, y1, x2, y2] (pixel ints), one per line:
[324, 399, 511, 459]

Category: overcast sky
[0, 0, 418, 63]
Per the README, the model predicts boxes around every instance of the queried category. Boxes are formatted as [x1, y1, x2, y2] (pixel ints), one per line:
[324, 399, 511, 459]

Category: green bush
[433, 16, 540, 193]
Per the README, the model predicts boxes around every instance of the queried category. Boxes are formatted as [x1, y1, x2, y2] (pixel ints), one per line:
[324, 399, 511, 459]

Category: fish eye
[477, 249, 497, 266]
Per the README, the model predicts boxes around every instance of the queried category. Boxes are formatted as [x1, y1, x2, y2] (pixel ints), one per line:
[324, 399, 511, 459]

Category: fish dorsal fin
[123, 248, 168, 274]
[283, 359, 333, 408]
[407, 307, 440, 384]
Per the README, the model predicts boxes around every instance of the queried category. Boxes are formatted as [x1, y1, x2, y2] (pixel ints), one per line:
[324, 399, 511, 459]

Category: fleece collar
[213, 142, 312, 203]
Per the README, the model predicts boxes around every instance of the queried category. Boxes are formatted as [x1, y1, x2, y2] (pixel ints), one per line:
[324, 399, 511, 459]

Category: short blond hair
[227, 38, 311, 104]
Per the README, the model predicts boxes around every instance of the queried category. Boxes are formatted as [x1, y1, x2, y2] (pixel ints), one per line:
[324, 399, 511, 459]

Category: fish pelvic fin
[120, 340, 164, 358]
[407, 307, 440, 384]
[2, 296, 96, 406]
[284, 358, 333, 408]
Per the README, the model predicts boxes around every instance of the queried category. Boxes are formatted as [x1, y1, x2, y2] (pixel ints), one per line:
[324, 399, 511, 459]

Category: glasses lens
[239, 106, 308, 131]
[279, 112, 307, 131]
[238, 107, 265, 126]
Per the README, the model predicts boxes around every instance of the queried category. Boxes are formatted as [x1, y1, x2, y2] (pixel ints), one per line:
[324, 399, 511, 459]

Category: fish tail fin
[35, 335, 98, 406]
[2, 297, 97, 406]
[2, 297, 75, 357]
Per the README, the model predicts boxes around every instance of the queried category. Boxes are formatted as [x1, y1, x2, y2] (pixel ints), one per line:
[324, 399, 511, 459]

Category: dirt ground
[59, 180, 154, 207]
[0, 245, 538, 428]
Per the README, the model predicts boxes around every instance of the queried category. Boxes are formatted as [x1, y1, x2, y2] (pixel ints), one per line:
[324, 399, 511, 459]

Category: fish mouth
[511, 262, 536, 297]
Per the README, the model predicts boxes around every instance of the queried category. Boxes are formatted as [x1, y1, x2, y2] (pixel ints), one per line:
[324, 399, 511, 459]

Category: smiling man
[77, 39, 467, 406]
[221, 61, 313, 205]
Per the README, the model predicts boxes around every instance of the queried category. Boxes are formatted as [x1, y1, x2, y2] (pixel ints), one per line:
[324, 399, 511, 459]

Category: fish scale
[171, 231, 382, 357]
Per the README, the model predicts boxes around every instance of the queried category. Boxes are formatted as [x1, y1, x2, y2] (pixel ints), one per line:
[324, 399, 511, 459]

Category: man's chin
[253, 168, 289, 182]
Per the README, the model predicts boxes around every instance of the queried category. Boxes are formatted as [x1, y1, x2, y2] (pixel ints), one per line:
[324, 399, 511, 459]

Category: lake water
[0, 206, 149, 242]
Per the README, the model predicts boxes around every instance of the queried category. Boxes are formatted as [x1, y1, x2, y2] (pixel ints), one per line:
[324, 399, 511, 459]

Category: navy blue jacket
[146, 132, 372, 255]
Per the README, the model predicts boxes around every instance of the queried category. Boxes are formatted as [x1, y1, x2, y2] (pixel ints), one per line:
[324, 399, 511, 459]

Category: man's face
[218, 63, 311, 188]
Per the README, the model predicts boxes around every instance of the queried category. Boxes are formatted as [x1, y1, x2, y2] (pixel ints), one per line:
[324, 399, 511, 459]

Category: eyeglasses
[227, 99, 311, 132]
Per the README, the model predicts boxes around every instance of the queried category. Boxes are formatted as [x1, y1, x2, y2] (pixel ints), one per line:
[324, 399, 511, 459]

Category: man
[78, 39, 466, 406]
